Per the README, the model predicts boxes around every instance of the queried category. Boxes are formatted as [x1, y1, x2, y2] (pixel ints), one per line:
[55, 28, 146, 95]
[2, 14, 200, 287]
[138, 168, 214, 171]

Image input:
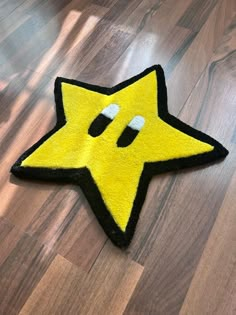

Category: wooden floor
[0, 0, 235, 314]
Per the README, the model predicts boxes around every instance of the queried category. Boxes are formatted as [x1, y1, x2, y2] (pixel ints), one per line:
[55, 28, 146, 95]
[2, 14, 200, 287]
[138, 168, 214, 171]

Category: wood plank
[0, 0, 26, 21]
[103, 0, 143, 23]
[122, 0, 166, 32]
[0, 218, 55, 315]
[43, 0, 145, 79]
[0, 0, 43, 37]
[0, 71, 53, 144]
[0, 72, 54, 229]
[18, 255, 87, 315]
[0, 0, 101, 76]
[0, 0, 72, 63]
[25, 3, 109, 78]
[102, 0, 193, 86]
[177, 0, 218, 31]
[92, 0, 117, 8]
[0, 72, 54, 194]
[37, 12, 115, 79]
[177, 18, 236, 138]
[78, 30, 135, 84]
[0, 0, 107, 77]
[19, 244, 143, 315]
[180, 171, 236, 314]
[0, 11, 30, 43]
[26, 191, 107, 271]
[167, 0, 236, 115]
[0, 217, 23, 266]
[122, 0, 192, 33]
[6, 0, 144, 80]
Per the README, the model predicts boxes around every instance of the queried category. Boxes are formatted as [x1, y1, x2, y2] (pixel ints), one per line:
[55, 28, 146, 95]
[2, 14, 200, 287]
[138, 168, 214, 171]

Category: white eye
[89, 103, 120, 137]
[101, 104, 120, 120]
[117, 115, 145, 147]
[128, 115, 145, 131]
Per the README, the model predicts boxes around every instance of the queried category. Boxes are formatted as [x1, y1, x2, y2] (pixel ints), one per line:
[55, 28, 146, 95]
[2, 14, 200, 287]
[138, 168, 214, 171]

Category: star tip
[55, 77, 62, 83]
[10, 158, 27, 177]
[146, 64, 163, 74]
[109, 232, 131, 249]
[221, 147, 229, 157]
[214, 143, 229, 159]
[114, 239, 130, 249]
[10, 163, 20, 176]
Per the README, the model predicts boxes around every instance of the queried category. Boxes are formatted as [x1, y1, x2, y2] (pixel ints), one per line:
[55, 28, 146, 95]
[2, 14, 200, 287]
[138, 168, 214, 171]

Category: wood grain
[0, 218, 55, 315]
[180, 171, 236, 315]
[26, 191, 107, 271]
[103, 0, 193, 85]
[167, 0, 236, 115]
[177, 0, 218, 31]
[0, 0, 26, 21]
[26, 3, 109, 77]
[0, 0, 235, 314]
[19, 244, 143, 315]
[92, 0, 117, 9]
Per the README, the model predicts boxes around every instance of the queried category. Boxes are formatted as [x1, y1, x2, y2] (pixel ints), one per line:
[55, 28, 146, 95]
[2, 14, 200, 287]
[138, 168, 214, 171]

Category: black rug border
[10, 65, 228, 248]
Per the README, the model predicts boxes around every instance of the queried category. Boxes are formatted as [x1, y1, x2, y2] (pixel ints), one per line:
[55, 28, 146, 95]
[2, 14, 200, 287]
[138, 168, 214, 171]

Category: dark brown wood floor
[0, 0, 235, 314]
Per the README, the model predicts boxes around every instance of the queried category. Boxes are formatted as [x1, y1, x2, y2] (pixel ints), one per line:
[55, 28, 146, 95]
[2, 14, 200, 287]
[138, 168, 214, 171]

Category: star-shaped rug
[11, 65, 228, 248]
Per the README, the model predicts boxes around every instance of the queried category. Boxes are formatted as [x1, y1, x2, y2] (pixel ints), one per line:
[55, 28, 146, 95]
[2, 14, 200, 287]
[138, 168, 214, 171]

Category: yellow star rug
[11, 65, 228, 248]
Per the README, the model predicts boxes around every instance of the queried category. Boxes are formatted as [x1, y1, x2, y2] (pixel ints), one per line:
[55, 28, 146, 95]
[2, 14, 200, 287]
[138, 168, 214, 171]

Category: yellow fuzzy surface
[21, 71, 213, 231]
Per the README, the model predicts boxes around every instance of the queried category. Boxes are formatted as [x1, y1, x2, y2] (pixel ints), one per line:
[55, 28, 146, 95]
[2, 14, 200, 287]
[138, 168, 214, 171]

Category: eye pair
[88, 104, 145, 147]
